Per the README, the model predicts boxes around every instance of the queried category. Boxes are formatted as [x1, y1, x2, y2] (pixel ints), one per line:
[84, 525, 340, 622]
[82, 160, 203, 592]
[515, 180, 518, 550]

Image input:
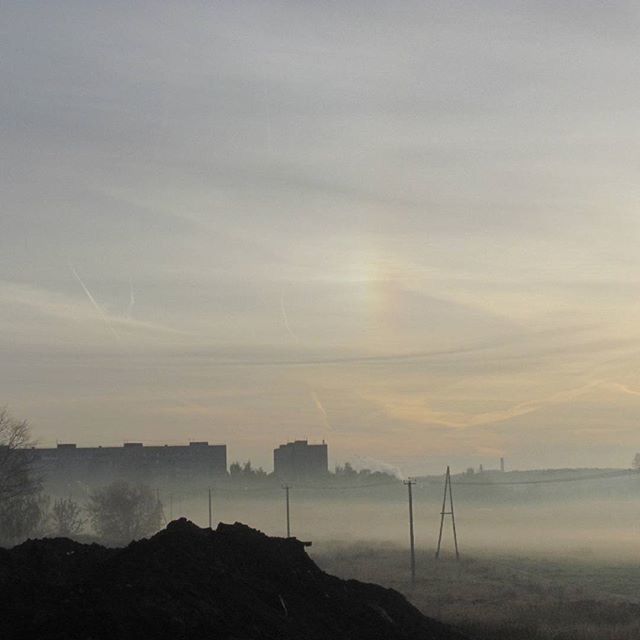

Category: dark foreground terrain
[0, 519, 467, 640]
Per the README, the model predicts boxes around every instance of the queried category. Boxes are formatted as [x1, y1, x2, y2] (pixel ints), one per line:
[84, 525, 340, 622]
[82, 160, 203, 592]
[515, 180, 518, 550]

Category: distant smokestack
[500, 457, 505, 472]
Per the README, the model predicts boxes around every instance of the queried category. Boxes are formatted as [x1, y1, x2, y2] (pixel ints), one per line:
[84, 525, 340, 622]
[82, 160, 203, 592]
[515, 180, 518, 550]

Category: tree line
[0, 408, 400, 546]
[0, 409, 163, 546]
[228, 459, 398, 483]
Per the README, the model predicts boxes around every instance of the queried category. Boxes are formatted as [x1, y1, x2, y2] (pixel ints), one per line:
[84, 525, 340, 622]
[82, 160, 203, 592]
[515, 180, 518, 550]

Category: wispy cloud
[127, 277, 135, 319]
[603, 382, 640, 398]
[5, 1, 640, 468]
[370, 382, 601, 430]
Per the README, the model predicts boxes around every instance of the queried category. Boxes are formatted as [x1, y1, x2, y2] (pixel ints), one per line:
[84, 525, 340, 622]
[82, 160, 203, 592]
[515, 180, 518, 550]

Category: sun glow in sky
[3, 1, 640, 473]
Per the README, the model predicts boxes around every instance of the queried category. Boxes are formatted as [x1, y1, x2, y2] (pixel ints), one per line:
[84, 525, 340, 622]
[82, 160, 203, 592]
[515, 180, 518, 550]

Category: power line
[292, 481, 400, 491]
[159, 469, 639, 507]
[216, 469, 637, 493]
[435, 469, 639, 487]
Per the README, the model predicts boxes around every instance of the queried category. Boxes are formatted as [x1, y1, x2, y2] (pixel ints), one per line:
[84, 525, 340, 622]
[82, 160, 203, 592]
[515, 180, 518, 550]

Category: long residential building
[31, 441, 227, 487]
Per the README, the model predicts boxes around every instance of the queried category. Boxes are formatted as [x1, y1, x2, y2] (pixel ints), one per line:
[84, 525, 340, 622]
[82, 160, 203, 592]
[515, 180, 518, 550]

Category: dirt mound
[0, 519, 468, 639]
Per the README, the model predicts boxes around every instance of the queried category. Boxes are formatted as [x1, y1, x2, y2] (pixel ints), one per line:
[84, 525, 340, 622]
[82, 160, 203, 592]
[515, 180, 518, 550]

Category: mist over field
[122, 476, 640, 560]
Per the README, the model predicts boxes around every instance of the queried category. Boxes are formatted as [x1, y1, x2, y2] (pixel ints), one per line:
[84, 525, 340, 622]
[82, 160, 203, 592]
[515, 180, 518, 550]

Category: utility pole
[157, 487, 167, 525]
[435, 466, 459, 560]
[404, 478, 416, 585]
[283, 485, 291, 537]
[208, 488, 212, 529]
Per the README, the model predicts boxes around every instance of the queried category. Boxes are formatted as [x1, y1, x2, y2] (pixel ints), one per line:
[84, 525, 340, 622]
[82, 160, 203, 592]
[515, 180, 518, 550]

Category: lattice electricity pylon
[435, 465, 460, 560]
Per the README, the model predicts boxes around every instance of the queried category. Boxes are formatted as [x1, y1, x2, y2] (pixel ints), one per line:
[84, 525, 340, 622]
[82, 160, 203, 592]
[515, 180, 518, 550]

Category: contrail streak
[280, 291, 299, 342]
[69, 263, 120, 341]
[127, 277, 135, 319]
[311, 391, 332, 431]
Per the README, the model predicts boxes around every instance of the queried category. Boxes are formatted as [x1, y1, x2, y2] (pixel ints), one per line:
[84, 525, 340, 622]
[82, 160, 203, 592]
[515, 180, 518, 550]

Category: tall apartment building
[273, 440, 328, 480]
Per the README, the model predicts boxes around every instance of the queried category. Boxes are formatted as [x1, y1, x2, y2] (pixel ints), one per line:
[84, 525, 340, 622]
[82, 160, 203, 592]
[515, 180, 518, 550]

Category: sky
[2, 1, 640, 474]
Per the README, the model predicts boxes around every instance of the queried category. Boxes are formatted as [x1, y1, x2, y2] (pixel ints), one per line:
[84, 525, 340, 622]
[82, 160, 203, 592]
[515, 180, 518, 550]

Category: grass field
[311, 543, 640, 640]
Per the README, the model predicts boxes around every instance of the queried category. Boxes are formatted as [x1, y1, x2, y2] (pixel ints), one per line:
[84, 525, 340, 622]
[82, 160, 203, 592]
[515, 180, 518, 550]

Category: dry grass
[311, 543, 640, 640]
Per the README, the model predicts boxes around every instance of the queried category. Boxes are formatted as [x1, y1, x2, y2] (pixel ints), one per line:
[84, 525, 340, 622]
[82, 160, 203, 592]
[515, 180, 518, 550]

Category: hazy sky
[2, 1, 640, 474]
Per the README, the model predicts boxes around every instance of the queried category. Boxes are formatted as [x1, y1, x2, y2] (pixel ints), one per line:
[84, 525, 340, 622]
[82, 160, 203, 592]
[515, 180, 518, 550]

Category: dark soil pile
[0, 519, 468, 639]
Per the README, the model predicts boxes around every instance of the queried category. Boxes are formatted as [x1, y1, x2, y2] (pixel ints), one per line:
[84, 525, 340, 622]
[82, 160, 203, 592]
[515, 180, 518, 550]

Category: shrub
[87, 481, 163, 543]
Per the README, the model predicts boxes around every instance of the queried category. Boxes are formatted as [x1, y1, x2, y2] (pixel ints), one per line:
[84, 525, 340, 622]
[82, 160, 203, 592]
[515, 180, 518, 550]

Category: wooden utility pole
[404, 479, 416, 585]
[157, 487, 167, 525]
[435, 466, 459, 560]
[208, 488, 212, 528]
[283, 485, 291, 537]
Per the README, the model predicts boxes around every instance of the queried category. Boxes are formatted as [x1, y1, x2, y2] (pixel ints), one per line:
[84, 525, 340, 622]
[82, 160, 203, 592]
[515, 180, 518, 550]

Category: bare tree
[0, 408, 46, 545]
[632, 453, 640, 470]
[51, 497, 85, 537]
[0, 408, 40, 504]
[0, 492, 50, 546]
[87, 481, 163, 543]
